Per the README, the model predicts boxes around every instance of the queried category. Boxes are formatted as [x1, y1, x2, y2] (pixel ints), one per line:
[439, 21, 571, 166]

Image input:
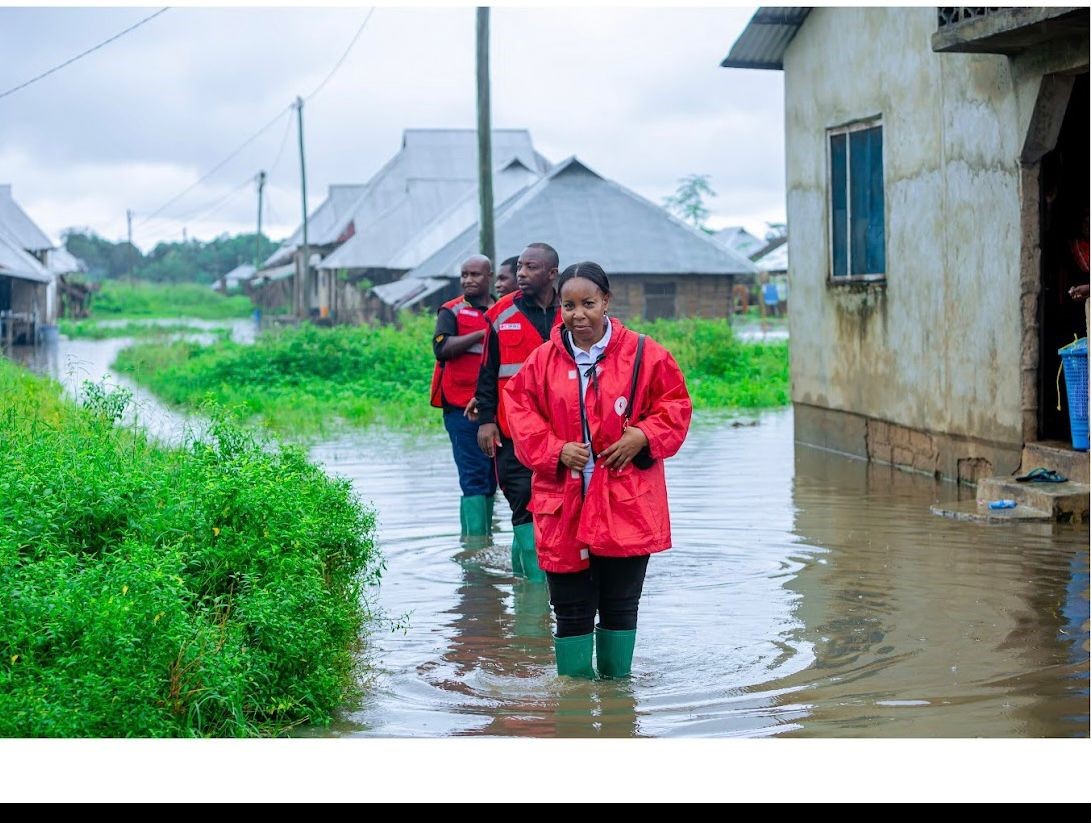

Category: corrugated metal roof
[0, 184, 54, 252]
[251, 262, 295, 285]
[754, 240, 788, 272]
[713, 226, 765, 257]
[720, 7, 811, 70]
[223, 263, 256, 284]
[321, 159, 542, 271]
[404, 157, 759, 281]
[0, 227, 52, 283]
[371, 276, 448, 310]
[47, 245, 88, 275]
[264, 183, 369, 266]
[267, 129, 550, 266]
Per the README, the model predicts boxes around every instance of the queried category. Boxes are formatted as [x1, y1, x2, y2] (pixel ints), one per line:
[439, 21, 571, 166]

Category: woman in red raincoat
[504, 262, 692, 678]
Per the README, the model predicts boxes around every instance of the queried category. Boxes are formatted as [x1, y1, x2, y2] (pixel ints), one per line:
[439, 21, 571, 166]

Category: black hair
[557, 261, 611, 296]
[525, 242, 559, 269]
[500, 256, 519, 271]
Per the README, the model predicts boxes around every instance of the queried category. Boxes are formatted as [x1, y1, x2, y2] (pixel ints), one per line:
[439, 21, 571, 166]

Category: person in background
[476, 243, 562, 581]
[504, 262, 692, 679]
[495, 256, 519, 299]
[431, 255, 497, 536]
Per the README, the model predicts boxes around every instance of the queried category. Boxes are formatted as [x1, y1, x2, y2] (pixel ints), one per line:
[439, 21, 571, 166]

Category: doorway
[1038, 72, 1088, 443]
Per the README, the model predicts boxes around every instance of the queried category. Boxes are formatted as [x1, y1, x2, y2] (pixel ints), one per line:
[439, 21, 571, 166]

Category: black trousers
[495, 437, 532, 527]
[547, 554, 650, 638]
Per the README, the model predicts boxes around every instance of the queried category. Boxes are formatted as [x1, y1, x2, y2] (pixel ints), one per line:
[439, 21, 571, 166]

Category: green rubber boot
[459, 495, 491, 537]
[595, 626, 637, 679]
[554, 632, 595, 679]
[486, 494, 495, 526]
[510, 520, 526, 578]
[514, 522, 546, 583]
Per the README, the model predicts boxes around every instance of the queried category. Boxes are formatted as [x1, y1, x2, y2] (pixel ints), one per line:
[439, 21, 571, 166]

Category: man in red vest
[431, 254, 497, 536]
[476, 242, 562, 581]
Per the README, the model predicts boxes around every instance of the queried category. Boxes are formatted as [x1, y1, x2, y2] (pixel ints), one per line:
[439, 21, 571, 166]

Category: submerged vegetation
[0, 359, 381, 737]
[114, 313, 789, 437]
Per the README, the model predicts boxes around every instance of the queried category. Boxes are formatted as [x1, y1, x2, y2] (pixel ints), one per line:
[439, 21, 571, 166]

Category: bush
[0, 361, 380, 737]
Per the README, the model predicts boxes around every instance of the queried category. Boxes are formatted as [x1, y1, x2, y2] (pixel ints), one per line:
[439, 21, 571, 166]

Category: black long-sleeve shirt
[476, 290, 559, 426]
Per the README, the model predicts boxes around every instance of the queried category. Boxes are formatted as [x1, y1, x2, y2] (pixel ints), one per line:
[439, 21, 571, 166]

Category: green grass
[629, 316, 790, 410]
[90, 280, 254, 320]
[115, 315, 438, 436]
[114, 314, 789, 437]
[0, 359, 381, 737]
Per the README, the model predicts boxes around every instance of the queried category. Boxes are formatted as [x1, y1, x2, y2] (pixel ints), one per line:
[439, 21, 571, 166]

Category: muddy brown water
[13, 330, 1088, 740]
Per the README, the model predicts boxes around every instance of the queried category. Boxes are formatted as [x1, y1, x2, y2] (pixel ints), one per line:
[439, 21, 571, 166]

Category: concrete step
[930, 500, 1053, 523]
[976, 476, 1090, 523]
[1020, 440, 1089, 485]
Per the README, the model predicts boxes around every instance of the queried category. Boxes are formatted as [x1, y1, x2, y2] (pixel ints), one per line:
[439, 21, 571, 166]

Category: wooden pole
[296, 97, 309, 319]
[255, 170, 266, 269]
[476, 7, 495, 267]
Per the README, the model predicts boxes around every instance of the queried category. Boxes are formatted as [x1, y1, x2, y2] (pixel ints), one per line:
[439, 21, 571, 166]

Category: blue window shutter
[866, 126, 885, 274]
[849, 128, 870, 275]
[830, 133, 848, 277]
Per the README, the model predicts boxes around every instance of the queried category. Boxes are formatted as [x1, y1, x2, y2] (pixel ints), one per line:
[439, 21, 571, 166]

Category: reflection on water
[6, 330, 1087, 738]
[315, 411, 1088, 738]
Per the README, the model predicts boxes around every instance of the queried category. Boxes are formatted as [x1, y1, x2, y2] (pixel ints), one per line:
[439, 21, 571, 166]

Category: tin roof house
[721, 7, 1090, 514]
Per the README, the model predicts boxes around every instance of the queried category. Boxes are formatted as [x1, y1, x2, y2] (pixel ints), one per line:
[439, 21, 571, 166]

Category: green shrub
[0, 361, 380, 737]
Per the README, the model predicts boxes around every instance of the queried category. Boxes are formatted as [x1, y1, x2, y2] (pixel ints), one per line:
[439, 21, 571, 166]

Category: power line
[304, 8, 375, 102]
[266, 112, 296, 179]
[132, 8, 375, 237]
[139, 176, 256, 244]
[136, 104, 293, 228]
[0, 8, 170, 102]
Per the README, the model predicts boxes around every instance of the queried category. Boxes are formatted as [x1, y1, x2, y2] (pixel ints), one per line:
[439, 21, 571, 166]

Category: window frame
[827, 116, 887, 284]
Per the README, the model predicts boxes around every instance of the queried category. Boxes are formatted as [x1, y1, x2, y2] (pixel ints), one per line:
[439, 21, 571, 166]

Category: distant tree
[663, 173, 716, 232]
[60, 229, 279, 283]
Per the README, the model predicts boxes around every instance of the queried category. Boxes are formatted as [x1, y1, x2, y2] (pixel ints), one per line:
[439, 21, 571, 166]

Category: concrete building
[723, 7, 1090, 486]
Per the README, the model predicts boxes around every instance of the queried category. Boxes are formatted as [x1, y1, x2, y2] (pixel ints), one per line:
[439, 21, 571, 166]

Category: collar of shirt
[572, 321, 612, 367]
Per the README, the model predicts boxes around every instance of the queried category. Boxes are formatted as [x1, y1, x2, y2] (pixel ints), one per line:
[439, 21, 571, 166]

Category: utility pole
[255, 170, 266, 269]
[126, 208, 134, 284]
[476, 7, 495, 267]
[295, 97, 310, 319]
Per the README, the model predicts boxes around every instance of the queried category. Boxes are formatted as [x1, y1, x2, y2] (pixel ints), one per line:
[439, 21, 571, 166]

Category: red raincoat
[504, 317, 692, 573]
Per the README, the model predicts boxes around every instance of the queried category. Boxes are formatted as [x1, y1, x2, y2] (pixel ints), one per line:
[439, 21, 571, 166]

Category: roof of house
[719, 7, 811, 71]
[403, 156, 759, 282]
[223, 262, 256, 283]
[754, 238, 789, 272]
[713, 226, 766, 257]
[319, 158, 542, 271]
[371, 276, 449, 310]
[0, 227, 52, 283]
[749, 234, 787, 263]
[0, 184, 54, 252]
[264, 129, 550, 268]
[47, 245, 88, 275]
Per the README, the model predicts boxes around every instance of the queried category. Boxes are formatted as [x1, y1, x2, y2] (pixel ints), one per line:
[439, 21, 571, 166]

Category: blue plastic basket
[1059, 337, 1088, 451]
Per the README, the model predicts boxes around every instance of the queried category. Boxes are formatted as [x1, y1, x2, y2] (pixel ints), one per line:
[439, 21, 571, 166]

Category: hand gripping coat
[504, 317, 692, 573]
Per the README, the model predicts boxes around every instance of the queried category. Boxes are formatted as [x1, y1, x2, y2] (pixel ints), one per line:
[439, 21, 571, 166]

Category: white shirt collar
[572, 320, 612, 363]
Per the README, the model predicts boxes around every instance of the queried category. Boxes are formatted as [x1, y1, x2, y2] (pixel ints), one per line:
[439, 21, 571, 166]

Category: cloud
[0, 6, 783, 250]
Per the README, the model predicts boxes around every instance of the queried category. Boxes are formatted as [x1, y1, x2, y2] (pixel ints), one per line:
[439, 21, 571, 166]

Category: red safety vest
[485, 293, 561, 437]
[430, 295, 488, 409]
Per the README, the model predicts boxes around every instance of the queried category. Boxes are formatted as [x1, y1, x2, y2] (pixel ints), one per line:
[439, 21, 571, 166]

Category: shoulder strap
[627, 334, 646, 419]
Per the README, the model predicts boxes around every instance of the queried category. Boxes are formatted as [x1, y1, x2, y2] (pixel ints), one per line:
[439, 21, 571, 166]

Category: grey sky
[0, 5, 784, 251]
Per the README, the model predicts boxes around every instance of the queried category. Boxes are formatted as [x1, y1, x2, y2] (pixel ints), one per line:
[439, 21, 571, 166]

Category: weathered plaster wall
[782, 7, 1084, 473]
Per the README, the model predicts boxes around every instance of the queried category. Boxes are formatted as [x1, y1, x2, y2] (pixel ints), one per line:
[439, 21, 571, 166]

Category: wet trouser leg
[444, 409, 496, 496]
[546, 555, 650, 637]
[494, 437, 532, 527]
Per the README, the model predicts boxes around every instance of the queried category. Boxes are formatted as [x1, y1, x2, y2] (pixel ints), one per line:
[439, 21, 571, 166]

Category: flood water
[314, 413, 1089, 739]
[9, 330, 1089, 740]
